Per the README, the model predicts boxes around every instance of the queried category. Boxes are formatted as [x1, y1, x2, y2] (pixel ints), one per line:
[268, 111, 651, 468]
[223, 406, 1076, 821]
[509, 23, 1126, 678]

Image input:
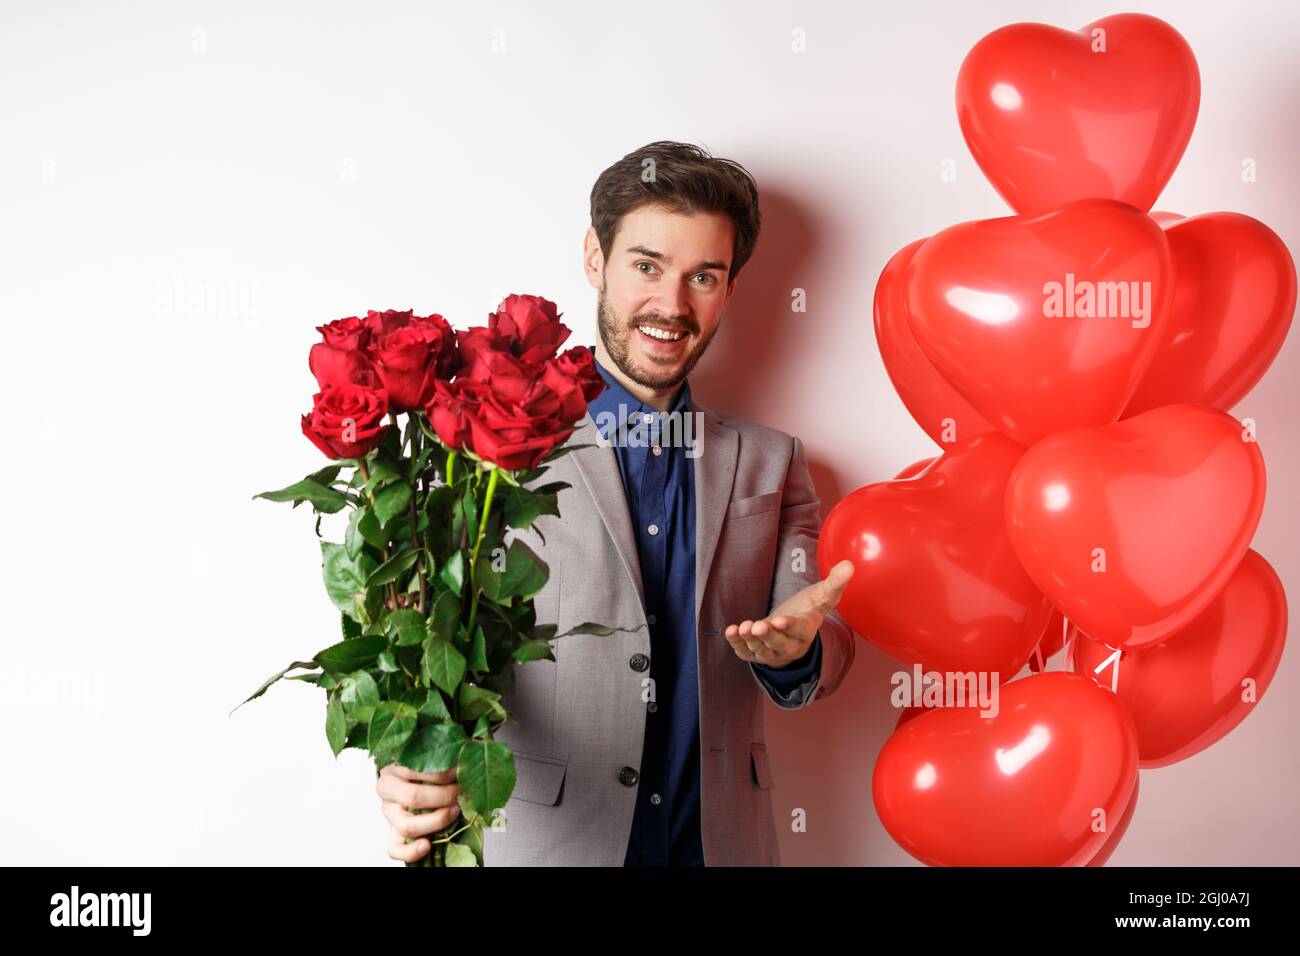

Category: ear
[582, 226, 605, 291]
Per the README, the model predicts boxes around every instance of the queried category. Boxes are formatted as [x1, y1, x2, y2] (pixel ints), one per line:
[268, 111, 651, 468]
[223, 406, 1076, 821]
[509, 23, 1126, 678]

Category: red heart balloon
[893, 457, 937, 480]
[1086, 773, 1140, 867]
[873, 672, 1139, 866]
[905, 198, 1172, 447]
[1026, 609, 1066, 673]
[817, 432, 1052, 678]
[1006, 403, 1266, 649]
[874, 238, 995, 448]
[1072, 549, 1287, 767]
[1124, 213, 1297, 416]
[956, 13, 1200, 215]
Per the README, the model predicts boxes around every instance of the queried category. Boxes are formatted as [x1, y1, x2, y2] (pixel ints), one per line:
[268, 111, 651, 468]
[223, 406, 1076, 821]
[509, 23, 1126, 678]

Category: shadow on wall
[693, 185, 817, 418]
[692, 184, 849, 522]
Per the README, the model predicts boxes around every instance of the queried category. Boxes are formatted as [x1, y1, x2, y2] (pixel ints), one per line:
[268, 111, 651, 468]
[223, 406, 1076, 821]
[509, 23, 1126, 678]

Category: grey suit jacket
[481, 394, 855, 866]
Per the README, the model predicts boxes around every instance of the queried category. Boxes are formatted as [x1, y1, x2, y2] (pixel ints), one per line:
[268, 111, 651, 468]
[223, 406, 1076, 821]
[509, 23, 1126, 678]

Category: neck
[593, 341, 684, 413]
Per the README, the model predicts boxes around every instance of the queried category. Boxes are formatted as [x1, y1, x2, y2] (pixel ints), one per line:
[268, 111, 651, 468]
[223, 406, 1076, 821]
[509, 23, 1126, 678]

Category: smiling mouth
[635, 323, 689, 342]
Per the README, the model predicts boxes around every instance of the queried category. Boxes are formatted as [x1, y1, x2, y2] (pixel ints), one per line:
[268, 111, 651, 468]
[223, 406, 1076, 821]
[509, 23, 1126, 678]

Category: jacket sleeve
[748, 434, 856, 711]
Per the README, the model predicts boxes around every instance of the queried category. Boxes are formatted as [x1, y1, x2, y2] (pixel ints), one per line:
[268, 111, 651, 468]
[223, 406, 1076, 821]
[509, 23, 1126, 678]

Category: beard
[595, 285, 719, 390]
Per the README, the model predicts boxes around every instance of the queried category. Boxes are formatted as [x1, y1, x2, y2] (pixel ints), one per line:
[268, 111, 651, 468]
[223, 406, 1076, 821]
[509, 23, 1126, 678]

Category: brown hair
[589, 141, 762, 283]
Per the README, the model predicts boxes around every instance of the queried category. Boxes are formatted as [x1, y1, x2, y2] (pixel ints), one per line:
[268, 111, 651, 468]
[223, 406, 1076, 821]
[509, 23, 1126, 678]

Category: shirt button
[647, 613, 657, 625]
[629, 653, 649, 672]
[647, 523, 659, 535]
[643, 413, 654, 424]
[647, 701, 658, 713]
[651, 445, 662, 456]
[619, 766, 639, 787]
[650, 793, 662, 806]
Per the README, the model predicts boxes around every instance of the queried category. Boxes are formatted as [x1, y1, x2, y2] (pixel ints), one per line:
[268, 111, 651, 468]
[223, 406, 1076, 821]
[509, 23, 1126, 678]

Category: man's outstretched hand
[723, 559, 855, 668]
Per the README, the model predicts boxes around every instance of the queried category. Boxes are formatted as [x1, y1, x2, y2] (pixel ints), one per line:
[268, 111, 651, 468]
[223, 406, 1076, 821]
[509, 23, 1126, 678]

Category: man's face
[584, 203, 736, 390]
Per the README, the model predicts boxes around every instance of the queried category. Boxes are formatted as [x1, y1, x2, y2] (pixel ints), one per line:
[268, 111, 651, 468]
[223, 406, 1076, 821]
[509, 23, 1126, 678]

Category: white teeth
[638, 325, 685, 341]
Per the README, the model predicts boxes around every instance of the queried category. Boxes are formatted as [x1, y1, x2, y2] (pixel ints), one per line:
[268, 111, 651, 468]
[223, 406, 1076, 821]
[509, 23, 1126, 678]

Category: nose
[646, 281, 691, 327]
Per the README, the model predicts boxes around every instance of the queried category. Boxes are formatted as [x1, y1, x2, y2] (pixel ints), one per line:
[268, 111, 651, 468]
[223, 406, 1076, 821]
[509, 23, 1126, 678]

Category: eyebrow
[625, 245, 729, 273]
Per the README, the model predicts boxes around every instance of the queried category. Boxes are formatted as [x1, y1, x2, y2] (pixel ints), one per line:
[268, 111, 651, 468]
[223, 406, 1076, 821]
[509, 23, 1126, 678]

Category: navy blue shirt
[586, 352, 821, 866]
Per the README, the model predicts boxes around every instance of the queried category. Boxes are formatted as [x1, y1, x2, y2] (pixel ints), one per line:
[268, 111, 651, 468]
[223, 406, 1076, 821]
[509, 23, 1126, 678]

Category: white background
[1, 0, 1295, 865]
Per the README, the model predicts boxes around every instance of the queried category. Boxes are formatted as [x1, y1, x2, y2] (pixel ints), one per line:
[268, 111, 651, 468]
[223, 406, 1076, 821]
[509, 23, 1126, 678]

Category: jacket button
[629, 653, 649, 672]
[619, 766, 639, 786]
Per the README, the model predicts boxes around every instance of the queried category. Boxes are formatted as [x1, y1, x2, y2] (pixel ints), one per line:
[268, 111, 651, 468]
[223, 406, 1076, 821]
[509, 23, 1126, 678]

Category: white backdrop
[2, 0, 1296, 865]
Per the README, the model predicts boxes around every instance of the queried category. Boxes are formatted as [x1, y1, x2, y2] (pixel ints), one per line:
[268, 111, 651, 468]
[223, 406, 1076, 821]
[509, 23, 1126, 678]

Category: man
[378, 140, 856, 866]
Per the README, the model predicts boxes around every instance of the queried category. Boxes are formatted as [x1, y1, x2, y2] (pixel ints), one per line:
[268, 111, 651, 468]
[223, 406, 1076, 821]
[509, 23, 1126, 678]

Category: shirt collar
[585, 345, 693, 443]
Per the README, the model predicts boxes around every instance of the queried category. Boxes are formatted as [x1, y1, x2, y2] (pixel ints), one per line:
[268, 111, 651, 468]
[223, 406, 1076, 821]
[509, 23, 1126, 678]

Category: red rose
[457, 293, 571, 379]
[300, 381, 390, 460]
[542, 345, 607, 420]
[362, 308, 415, 340]
[459, 345, 540, 403]
[426, 378, 494, 453]
[491, 294, 572, 365]
[366, 312, 460, 411]
[461, 383, 577, 471]
[309, 316, 378, 391]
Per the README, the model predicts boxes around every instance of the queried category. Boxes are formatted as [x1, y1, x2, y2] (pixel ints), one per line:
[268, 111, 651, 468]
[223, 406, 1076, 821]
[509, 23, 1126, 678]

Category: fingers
[724, 619, 799, 663]
[381, 762, 458, 785]
[388, 827, 432, 863]
[377, 767, 461, 811]
[383, 798, 462, 839]
[815, 559, 856, 610]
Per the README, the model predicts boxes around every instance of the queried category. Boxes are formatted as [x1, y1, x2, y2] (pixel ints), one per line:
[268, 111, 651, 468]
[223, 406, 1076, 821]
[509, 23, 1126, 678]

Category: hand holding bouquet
[238, 295, 627, 866]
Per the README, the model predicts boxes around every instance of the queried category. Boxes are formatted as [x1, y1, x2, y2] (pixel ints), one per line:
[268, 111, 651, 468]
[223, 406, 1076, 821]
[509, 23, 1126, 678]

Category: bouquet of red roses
[238, 294, 625, 867]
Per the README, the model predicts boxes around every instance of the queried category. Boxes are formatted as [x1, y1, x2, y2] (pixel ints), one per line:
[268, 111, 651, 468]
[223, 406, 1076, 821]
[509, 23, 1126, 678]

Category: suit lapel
[568, 412, 646, 612]
[691, 399, 738, 626]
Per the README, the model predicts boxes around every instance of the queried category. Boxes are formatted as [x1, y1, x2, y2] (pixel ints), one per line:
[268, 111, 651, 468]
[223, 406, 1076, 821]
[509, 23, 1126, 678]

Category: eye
[635, 261, 658, 275]
[691, 273, 716, 286]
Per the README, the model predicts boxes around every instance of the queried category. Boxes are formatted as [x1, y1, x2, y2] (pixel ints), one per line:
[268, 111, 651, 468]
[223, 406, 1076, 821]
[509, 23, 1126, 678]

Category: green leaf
[402, 687, 452, 724]
[398, 722, 467, 774]
[427, 587, 460, 642]
[345, 508, 367, 558]
[368, 701, 418, 767]
[421, 636, 467, 697]
[439, 550, 466, 597]
[454, 824, 484, 865]
[408, 444, 436, 483]
[457, 684, 505, 721]
[326, 693, 348, 756]
[366, 548, 421, 588]
[248, 476, 348, 512]
[322, 542, 378, 622]
[231, 659, 319, 715]
[457, 739, 516, 815]
[364, 459, 402, 490]
[476, 538, 548, 603]
[341, 613, 362, 640]
[308, 464, 344, 486]
[555, 621, 650, 639]
[339, 670, 381, 724]
[356, 508, 385, 549]
[513, 640, 555, 663]
[445, 842, 478, 867]
[315, 634, 387, 673]
[253, 478, 350, 514]
[467, 624, 488, 672]
[387, 609, 427, 647]
[461, 482, 479, 542]
[376, 650, 399, 674]
[374, 481, 412, 528]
